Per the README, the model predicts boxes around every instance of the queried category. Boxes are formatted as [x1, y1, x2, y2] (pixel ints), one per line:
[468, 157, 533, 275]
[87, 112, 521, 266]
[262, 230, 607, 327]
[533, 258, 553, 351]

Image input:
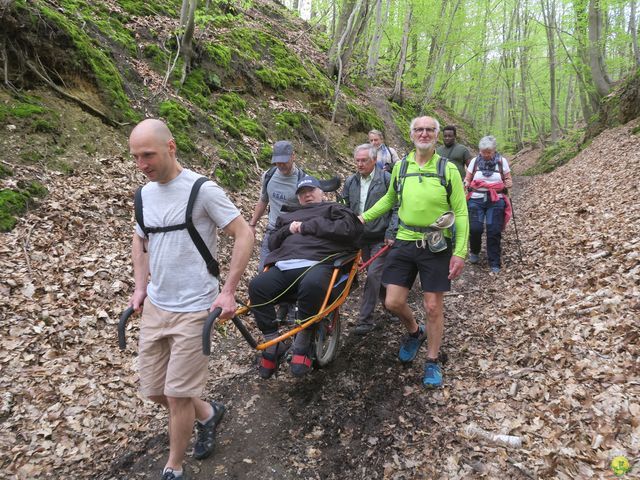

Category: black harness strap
[134, 177, 220, 278]
[185, 177, 220, 277]
[395, 155, 451, 208]
[398, 219, 433, 233]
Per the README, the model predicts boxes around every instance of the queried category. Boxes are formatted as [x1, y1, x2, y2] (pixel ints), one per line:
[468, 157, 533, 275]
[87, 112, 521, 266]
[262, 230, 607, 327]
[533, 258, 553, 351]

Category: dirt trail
[3, 103, 637, 479]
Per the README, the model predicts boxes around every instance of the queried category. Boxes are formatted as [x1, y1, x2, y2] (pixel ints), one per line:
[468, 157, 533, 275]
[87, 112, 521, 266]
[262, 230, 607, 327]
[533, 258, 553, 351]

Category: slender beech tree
[540, 0, 561, 141]
[630, 1, 640, 66]
[588, 0, 612, 96]
[390, 1, 412, 103]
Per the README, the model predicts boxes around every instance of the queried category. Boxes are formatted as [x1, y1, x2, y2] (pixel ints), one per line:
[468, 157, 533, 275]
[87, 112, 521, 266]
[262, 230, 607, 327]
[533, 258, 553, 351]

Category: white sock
[163, 466, 183, 477]
[197, 403, 214, 425]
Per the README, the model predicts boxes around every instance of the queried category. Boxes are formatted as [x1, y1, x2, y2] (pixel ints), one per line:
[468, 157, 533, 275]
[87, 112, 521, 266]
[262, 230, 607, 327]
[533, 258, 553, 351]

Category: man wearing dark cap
[248, 176, 363, 378]
[249, 140, 306, 271]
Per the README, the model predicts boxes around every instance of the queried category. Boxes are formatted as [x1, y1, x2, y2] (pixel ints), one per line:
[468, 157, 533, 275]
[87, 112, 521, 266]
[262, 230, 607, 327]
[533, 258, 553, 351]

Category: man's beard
[414, 140, 435, 151]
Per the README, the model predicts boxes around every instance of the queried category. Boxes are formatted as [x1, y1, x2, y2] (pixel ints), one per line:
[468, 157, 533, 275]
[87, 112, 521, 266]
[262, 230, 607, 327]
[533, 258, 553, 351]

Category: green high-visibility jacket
[362, 151, 469, 259]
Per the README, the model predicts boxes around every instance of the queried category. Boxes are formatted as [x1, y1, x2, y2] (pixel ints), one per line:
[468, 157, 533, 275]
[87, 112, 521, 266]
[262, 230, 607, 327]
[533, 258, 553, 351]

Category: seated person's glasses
[412, 127, 436, 134]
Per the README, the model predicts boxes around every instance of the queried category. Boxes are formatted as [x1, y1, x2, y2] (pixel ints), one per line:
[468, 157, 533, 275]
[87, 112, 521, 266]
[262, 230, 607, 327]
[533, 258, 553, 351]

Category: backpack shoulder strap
[498, 156, 504, 179]
[185, 177, 220, 278]
[437, 156, 452, 206]
[262, 166, 277, 191]
[394, 156, 409, 208]
[471, 156, 479, 178]
[134, 186, 146, 235]
[297, 167, 306, 182]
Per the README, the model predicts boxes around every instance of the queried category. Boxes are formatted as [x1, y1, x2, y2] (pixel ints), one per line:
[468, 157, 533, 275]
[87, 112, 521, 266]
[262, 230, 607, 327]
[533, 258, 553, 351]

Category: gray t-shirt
[260, 167, 302, 229]
[135, 169, 240, 312]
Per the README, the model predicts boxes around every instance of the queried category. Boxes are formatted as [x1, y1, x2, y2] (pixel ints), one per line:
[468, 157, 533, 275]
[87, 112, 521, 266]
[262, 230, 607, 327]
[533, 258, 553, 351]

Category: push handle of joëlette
[202, 307, 258, 355]
[118, 306, 135, 350]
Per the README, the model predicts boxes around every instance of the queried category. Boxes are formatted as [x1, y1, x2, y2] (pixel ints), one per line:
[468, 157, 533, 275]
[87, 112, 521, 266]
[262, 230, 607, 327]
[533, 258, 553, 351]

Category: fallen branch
[24, 59, 125, 128]
[1, 39, 8, 86]
[22, 221, 37, 280]
[162, 33, 181, 87]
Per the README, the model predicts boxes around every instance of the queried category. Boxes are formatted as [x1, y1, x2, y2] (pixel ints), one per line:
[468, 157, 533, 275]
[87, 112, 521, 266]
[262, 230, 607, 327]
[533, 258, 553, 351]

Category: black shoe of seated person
[258, 339, 291, 379]
[290, 348, 312, 377]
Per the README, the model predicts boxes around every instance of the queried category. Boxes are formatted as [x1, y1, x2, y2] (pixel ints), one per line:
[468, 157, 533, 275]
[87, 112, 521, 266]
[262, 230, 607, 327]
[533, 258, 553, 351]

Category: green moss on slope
[28, 1, 137, 122]
[0, 181, 48, 232]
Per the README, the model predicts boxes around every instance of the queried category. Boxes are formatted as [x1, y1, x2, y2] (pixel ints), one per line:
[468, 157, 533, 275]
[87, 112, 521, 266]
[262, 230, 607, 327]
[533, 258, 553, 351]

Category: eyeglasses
[412, 127, 437, 134]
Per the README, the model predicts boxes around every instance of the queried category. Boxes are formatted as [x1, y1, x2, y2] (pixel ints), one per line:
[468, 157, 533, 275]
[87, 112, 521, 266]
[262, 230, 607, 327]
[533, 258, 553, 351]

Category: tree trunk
[541, 0, 561, 141]
[631, 1, 640, 66]
[517, 3, 531, 146]
[390, 2, 412, 104]
[179, 0, 198, 86]
[327, 0, 367, 78]
[330, 0, 364, 121]
[339, 1, 370, 75]
[365, 0, 386, 79]
[588, 0, 612, 96]
[572, 0, 600, 119]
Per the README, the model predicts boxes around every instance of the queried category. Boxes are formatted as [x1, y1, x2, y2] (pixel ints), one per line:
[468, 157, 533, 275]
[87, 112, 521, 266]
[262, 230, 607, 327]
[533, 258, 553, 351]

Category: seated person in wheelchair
[249, 175, 363, 379]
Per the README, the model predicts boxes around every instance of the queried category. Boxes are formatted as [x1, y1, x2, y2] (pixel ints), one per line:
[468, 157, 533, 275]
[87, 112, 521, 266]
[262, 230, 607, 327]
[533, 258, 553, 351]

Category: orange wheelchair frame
[201, 250, 361, 367]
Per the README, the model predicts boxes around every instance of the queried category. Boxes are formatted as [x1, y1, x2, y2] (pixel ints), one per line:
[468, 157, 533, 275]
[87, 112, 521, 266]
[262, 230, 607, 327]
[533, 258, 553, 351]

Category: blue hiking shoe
[423, 361, 443, 388]
[468, 253, 480, 264]
[398, 324, 426, 363]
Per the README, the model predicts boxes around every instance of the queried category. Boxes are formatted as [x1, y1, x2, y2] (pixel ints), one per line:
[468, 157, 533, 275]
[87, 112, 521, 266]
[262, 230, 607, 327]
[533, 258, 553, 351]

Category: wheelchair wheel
[313, 310, 341, 367]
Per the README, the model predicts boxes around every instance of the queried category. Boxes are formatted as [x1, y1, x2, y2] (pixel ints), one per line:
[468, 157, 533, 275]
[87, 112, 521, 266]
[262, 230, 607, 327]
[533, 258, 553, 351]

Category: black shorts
[381, 239, 452, 292]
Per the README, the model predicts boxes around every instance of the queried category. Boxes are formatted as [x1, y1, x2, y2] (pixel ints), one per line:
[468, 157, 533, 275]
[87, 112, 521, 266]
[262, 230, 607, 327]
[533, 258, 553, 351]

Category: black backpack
[134, 177, 220, 278]
[470, 155, 504, 180]
[395, 155, 451, 208]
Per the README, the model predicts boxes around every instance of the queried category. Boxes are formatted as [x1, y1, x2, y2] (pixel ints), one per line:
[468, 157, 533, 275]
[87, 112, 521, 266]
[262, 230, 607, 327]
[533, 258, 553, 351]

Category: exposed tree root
[24, 58, 125, 128]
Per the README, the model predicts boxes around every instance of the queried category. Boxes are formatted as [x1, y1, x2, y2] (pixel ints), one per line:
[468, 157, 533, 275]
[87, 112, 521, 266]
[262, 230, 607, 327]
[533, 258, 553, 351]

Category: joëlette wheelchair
[204, 249, 361, 368]
[117, 176, 369, 368]
[118, 250, 364, 368]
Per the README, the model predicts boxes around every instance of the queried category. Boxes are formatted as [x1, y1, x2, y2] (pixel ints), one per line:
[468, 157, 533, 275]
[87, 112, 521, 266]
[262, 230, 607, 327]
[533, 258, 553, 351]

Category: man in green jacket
[361, 116, 468, 388]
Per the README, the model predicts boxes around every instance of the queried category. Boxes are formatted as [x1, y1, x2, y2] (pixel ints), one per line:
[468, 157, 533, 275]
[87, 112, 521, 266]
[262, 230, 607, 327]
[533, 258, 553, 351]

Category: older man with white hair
[361, 116, 468, 389]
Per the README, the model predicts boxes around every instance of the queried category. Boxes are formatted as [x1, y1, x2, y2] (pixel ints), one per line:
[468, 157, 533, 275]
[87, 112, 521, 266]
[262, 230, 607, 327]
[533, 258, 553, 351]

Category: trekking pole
[507, 195, 525, 264]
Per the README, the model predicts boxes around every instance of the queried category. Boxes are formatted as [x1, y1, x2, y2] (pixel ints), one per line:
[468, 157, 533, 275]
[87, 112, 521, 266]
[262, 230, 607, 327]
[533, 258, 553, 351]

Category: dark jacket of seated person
[264, 201, 363, 267]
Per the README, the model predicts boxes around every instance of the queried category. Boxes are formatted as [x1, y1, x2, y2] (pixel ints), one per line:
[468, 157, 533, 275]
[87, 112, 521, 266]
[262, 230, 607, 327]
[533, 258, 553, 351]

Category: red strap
[260, 357, 277, 369]
[291, 354, 312, 367]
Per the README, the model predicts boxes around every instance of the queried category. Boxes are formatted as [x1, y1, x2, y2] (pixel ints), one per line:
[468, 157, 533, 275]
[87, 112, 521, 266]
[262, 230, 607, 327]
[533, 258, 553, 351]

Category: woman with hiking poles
[464, 136, 513, 273]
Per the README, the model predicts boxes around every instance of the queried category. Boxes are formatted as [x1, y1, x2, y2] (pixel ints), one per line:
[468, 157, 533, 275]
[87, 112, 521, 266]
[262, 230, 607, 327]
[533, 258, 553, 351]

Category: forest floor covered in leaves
[1, 119, 639, 479]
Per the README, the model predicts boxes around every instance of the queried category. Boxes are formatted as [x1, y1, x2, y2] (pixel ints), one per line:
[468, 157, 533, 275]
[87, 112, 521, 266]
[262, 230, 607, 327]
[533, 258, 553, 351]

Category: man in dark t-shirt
[436, 125, 472, 180]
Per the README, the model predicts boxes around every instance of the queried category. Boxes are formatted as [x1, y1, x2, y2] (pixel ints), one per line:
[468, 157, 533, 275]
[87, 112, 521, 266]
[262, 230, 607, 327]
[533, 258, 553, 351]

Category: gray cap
[271, 140, 294, 163]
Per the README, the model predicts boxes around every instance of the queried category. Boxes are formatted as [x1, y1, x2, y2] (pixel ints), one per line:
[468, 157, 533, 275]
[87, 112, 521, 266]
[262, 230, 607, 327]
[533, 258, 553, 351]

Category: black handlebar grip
[118, 306, 135, 351]
[202, 307, 222, 355]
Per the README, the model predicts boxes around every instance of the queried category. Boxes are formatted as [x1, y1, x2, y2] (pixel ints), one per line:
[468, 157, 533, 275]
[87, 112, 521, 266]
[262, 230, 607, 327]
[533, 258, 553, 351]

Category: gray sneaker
[193, 401, 226, 460]
[354, 322, 375, 335]
[468, 253, 480, 264]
